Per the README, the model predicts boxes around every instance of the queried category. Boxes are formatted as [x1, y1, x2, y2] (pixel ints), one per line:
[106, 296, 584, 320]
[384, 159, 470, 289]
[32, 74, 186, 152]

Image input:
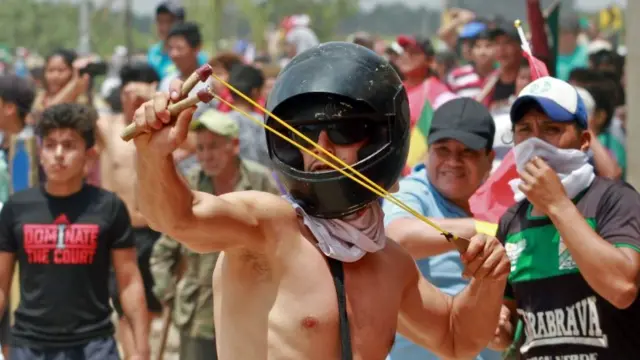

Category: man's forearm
[120, 282, 150, 356]
[388, 218, 476, 259]
[136, 153, 194, 233]
[548, 200, 637, 308]
[450, 279, 507, 357]
[590, 137, 622, 179]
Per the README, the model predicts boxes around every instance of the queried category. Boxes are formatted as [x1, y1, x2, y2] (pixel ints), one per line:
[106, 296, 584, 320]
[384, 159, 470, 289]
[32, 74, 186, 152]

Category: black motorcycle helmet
[265, 42, 410, 219]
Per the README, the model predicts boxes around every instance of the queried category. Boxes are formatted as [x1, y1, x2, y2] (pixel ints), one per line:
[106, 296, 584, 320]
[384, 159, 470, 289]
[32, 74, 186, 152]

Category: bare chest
[103, 125, 137, 173]
[214, 239, 405, 360]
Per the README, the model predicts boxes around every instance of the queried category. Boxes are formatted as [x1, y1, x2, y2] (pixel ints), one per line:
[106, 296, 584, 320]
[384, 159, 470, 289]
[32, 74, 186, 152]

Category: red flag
[469, 150, 519, 223]
[522, 50, 549, 80]
[526, 0, 551, 62]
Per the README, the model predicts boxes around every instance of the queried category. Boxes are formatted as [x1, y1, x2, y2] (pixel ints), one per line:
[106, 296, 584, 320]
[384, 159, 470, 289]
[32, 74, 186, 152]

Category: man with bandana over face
[131, 42, 510, 359]
[491, 77, 640, 359]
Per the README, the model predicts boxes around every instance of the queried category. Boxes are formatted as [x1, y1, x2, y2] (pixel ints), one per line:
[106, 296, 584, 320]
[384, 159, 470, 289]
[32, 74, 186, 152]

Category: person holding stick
[130, 42, 509, 359]
[150, 109, 279, 360]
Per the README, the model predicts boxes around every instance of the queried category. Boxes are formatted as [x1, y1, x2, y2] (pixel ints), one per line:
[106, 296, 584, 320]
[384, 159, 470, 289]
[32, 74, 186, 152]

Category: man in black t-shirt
[489, 77, 640, 359]
[0, 104, 150, 359]
[488, 20, 523, 111]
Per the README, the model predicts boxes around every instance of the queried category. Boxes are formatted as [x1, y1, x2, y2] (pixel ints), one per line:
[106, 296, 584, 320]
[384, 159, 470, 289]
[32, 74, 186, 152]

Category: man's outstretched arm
[398, 234, 509, 358]
[132, 89, 283, 254]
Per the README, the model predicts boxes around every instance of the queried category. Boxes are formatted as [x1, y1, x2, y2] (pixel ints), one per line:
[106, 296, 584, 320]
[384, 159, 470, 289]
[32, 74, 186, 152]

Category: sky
[70, 0, 628, 15]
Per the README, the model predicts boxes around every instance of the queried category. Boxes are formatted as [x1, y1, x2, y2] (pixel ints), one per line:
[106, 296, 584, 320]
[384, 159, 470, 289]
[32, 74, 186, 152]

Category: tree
[0, 0, 153, 57]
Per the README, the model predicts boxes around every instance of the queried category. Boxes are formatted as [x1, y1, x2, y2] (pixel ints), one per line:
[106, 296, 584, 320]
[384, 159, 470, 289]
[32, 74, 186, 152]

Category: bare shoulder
[215, 190, 302, 268]
[96, 114, 124, 140]
[385, 238, 422, 287]
[96, 113, 115, 132]
[218, 189, 296, 222]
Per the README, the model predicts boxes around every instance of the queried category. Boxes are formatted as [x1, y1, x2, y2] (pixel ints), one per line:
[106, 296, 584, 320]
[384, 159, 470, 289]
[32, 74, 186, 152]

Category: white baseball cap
[575, 87, 595, 119]
[510, 76, 588, 128]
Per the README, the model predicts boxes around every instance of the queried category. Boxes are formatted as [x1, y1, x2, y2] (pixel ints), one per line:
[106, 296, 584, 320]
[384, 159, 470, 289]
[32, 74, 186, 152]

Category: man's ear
[389, 181, 400, 193]
[86, 145, 98, 158]
[580, 129, 592, 152]
[4, 103, 17, 118]
[251, 87, 262, 100]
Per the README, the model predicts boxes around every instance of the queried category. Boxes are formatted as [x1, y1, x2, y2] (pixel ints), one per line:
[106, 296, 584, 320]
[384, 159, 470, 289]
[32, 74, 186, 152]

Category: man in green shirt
[556, 16, 588, 81]
[491, 76, 640, 359]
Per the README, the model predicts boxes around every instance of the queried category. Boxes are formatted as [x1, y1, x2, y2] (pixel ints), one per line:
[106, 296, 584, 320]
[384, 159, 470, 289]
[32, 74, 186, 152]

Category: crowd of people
[0, 1, 635, 360]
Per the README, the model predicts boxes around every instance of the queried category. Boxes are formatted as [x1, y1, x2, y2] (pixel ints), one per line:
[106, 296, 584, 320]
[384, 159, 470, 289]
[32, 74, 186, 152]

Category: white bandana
[286, 197, 387, 262]
[509, 137, 595, 202]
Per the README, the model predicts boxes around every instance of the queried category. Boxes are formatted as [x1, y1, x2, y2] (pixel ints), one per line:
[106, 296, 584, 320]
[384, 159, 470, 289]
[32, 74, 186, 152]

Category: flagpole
[514, 19, 533, 56]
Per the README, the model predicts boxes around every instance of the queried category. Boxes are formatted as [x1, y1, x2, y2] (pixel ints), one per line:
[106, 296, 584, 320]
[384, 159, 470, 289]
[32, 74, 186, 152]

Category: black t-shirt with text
[0, 184, 134, 348]
[497, 177, 640, 360]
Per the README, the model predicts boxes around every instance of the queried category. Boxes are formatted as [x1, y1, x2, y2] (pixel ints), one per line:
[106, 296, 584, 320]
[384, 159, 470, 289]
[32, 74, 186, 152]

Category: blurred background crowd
[0, 0, 632, 359]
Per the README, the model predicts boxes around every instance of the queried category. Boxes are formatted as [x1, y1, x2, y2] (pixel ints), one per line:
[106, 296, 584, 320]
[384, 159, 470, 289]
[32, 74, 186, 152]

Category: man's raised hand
[460, 233, 510, 282]
[132, 78, 196, 156]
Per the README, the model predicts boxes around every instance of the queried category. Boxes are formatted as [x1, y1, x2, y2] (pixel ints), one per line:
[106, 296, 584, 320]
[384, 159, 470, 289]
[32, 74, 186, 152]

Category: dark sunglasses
[285, 117, 379, 148]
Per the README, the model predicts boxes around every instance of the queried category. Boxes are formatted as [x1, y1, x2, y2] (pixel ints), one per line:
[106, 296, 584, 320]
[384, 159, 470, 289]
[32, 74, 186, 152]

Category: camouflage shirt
[150, 159, 280, 339]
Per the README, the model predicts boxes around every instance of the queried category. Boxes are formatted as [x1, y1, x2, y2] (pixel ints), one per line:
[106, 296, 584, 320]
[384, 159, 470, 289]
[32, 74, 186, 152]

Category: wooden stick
[155, 306, 173, 360]
[155, 257, 187, 360]
[179, 64, 213, 98]
[120, 89, 214, 141]
[442, 232, 471, 253]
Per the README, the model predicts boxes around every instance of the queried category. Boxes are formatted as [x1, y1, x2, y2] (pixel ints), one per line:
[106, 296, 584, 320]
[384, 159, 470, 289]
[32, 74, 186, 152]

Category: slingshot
[120, 64, 471, 252]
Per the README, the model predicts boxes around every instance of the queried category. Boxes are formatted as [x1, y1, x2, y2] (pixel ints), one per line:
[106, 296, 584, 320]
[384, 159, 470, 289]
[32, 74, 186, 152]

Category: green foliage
[0, 0, 154, 57]
[266, 0, 359, 41]
[184, 0, 359, 50]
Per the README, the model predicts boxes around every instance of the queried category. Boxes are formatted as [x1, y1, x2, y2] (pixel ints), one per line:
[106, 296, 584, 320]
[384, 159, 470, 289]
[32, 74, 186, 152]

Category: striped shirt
[446, 64, 487, 99]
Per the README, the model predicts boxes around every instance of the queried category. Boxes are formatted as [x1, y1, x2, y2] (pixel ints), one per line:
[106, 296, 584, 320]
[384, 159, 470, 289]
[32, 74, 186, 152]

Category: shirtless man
[132, 42, 510, 359]
[98, 62, 163, 356]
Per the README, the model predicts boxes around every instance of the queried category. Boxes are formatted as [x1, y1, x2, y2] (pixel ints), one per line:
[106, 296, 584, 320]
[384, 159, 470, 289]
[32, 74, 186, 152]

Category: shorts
[10, 337, 119, 360]
[110, 227, 163, 316]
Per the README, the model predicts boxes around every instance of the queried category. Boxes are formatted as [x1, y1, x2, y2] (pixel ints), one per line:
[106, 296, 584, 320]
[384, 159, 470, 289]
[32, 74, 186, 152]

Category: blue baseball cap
[459, 22, 488, 40]
[510, 76, 588, 128]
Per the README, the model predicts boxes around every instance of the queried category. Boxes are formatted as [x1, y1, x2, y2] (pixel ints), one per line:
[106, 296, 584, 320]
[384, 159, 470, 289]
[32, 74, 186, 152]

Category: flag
[544, 0, 561, 77]
[405, 100, 433, 172]
[470, 150, 519, 227]
[526, 0, 551, 62]
[522, 50, 549, 79]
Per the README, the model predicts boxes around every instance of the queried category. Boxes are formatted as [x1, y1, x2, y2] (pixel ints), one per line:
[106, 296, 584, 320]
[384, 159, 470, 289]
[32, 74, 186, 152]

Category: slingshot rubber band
[208, 85, 458, 240]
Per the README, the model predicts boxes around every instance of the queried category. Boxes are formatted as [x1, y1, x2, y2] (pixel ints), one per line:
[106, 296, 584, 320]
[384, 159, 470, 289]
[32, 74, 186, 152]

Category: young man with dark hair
[157, 24, 207, 174]
[0, 103, 150, 360]
[447, 28, 496, 102]
[487, 20, 524, 110]
[159, 22, 203, 92]
[98, 62, 164, 358]
[147, 1, 208, 80]
[226, 64, 270, 166]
